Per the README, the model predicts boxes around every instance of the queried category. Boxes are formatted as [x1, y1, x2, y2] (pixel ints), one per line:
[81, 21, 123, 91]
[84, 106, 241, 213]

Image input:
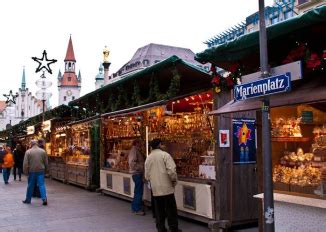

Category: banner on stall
[233, 118, 256, 164]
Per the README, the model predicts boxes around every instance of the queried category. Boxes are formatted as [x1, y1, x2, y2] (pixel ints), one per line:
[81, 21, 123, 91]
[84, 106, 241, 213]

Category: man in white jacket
[145, 139, 181, 232]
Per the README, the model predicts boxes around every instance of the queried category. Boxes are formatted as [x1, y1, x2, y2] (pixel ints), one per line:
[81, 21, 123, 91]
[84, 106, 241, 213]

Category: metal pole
[258, 0, 275, 231]
[42, 99, 45, 122]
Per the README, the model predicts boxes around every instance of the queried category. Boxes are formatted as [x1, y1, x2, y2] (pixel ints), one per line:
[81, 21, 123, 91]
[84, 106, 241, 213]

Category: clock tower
[58, 35, 81, 105]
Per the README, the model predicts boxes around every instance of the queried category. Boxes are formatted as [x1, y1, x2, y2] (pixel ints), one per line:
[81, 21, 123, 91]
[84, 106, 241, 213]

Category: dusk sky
[0, 0, 273, 107]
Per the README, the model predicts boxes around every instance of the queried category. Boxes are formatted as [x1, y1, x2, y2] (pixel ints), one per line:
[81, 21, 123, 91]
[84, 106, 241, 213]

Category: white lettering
[279, 78, 284, 88]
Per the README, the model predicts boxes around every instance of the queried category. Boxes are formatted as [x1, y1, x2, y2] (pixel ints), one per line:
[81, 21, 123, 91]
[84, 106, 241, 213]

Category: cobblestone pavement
[0, 173, 209, 232]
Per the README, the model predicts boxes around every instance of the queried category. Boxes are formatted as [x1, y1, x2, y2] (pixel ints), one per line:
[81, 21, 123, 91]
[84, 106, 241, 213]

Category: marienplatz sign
[234, 73, 291, 101]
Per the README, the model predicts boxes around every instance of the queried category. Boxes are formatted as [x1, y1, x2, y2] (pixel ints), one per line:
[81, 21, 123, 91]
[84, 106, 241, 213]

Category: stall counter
[254, 192, 326, 231]
[100, 169, 214, 221]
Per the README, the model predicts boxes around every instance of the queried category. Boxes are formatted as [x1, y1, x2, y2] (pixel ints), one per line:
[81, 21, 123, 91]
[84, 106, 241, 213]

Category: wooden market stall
[69, 55, 217, 222]
[65, 116, 101, 190]
[101, 91, 216, 221]
[195, 5, 326, 230]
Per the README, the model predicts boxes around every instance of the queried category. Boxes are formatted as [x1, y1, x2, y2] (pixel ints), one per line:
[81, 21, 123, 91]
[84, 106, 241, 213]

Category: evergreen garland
[166, 69, 181, 99]
[131, 81, 142, 106]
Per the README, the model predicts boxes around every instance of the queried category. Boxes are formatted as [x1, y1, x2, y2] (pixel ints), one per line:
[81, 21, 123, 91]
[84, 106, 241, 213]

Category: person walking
[22, 140, 48, 205]
[145, 139, 181, 232]
[128, 139, 145, 215]
[13, 143, 25, 181]
[2, 145, 14, 184]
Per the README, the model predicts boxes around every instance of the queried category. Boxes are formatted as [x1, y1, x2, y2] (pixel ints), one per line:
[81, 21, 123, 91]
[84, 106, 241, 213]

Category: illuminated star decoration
[32, 50, 57, 74]
[236, 122, 251, 146]
[3, 90, 18, 105]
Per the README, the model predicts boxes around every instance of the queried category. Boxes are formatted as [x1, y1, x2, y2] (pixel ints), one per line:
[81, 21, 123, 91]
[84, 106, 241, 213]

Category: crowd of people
[0, 139, 48, 206]
[1, 138, 180, 232]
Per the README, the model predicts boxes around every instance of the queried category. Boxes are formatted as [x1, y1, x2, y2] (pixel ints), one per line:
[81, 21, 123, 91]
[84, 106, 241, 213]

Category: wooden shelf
[272, 137, 310, 142]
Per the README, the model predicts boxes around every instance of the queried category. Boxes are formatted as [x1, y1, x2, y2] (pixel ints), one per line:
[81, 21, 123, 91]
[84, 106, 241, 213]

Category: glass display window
[271, 103, 326, 196]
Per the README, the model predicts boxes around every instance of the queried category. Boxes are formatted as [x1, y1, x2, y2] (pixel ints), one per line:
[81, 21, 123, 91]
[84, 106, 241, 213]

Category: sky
[0, 0, 273, 107]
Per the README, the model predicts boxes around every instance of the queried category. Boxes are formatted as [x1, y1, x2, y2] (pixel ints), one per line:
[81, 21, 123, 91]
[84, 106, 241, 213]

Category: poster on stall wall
[233, 118, 256, 164]
[219, 130, 230, 147]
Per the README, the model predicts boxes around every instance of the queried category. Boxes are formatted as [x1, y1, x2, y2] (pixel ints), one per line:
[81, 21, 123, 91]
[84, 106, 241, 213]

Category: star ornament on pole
[3, 90, 18, 105]
[32, 50, 57, 74]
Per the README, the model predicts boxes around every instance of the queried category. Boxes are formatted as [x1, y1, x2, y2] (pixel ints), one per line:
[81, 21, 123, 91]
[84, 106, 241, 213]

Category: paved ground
[0, 173, 258, 232]
[0, 173, 211, 232]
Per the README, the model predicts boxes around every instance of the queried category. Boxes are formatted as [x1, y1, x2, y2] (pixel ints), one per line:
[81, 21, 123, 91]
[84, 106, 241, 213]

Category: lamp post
[258, 0, 275, 231]
[32, 50, 57, 123]
[3, 90, 18, 147]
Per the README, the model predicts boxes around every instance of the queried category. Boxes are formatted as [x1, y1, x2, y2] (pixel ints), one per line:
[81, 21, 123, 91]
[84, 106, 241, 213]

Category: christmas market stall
[48, 119, 72, 182]
[195, 6, 326, 230]
[70, 56, 217, 222]
[65, 116, 101, 190]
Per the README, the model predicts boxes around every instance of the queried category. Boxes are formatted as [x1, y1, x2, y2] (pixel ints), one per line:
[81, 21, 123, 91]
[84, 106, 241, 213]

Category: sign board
[234, 72, 291, 101]
[219, 130, 230, 147]
[241, 61, 302, 84]
[233, 118, 256, 164]
[301, 111, 313, 124]
[42, 120, 51, 132]
[27, 126, 35, 135]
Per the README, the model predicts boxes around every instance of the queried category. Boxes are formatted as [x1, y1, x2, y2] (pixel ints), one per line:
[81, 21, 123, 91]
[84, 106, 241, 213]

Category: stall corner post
[259, 0, 275, 231]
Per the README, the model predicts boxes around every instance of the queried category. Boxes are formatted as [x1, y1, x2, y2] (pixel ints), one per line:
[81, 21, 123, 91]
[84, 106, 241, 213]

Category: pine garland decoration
[166, 68, 181, 99]
[131, 81, 142, 106]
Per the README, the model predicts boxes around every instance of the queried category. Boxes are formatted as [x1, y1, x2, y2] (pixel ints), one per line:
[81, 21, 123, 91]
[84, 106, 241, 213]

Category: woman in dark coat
[13, 143, 25, 181]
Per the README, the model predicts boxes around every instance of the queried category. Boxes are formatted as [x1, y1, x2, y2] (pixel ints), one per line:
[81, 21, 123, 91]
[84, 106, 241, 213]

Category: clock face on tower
[66, 90, 72, 96]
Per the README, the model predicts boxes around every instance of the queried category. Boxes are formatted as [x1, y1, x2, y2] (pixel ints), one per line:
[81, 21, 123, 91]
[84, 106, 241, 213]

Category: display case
[271, 104, 326, 196]
[48, 123, 70, 182]
[66, 122, 92, 188]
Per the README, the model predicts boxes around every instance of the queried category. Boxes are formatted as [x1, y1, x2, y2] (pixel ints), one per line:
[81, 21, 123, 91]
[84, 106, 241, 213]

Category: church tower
[58, 36, 81, 105]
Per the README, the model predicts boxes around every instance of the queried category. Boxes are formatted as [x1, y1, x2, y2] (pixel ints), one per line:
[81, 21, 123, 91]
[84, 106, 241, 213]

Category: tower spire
[64, 35, 76, 62]
[21, 66, 26, 90]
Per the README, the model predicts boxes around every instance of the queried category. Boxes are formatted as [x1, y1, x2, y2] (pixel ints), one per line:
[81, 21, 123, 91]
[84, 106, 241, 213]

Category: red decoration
[282, 43, 307, 64]
[226, 76, 234, 88]
[306, 53, 321, 69]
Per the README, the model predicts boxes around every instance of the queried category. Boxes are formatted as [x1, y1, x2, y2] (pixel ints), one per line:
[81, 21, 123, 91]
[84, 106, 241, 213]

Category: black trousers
[13, 164, 23, 180]
[154, 194, 178, 232]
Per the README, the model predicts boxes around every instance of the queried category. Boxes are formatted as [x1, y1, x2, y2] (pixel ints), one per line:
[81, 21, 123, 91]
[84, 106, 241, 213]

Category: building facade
[58, 36, 81, 105]
[95, 64, 104, 90]
[205, 0, 325, 48]
[104, 43, 209, 85]
[0, 68, 43, 131]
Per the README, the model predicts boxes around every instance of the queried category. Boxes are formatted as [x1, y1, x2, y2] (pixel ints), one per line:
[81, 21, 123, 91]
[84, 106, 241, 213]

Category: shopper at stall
[13, 143, 25, 181]
[22, 140, 48, 206]
[128, 139, 145, 215]
[145, 138, 181, 232]
[2, 145, 14, 184]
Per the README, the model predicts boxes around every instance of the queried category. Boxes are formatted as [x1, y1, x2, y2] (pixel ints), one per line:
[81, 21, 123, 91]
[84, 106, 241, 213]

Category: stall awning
[211, 76, 326, 115]
[102, 100, 168, 118]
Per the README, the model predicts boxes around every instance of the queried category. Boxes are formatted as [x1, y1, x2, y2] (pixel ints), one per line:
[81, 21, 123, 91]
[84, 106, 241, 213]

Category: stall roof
[211, 76, 326, 115]
[102, 100, 168, 118]
[195, 5, 326, 69]
[69, 55, 211, 110]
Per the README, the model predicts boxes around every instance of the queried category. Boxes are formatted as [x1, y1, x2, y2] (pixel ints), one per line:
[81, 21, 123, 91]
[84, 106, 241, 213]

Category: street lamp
[32, 50, 57, 122]
[3, 90, 18, 147]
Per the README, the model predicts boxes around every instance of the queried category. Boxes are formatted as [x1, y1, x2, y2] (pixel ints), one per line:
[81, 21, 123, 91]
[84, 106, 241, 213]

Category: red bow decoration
[283, 43, 307, 64]
[211, 75, 221, 86]
[306, 53, 321, 69]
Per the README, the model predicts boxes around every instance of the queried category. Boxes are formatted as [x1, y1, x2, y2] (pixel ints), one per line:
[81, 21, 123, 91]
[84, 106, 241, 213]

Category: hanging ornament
[32, 50, 57, 74]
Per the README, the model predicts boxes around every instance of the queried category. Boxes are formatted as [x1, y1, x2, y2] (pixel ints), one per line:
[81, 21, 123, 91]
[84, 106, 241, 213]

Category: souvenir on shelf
[272, 117, 303, 137]
[312, 124, 326, 168]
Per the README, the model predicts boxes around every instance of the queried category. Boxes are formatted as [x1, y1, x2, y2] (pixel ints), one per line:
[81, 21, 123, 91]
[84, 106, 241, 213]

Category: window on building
[72, 96, 75, 100]
[68, 76, 71, 81]
[284, 10, 293, 20]
[143, 59, 149, 66]
[64, 96, 66, 101]
[271, 16, 278, 24]
[155, 60, 160, 64]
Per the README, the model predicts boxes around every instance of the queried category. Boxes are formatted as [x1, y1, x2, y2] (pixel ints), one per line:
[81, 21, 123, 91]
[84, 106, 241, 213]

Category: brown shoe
[133, 211, 145, 216]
